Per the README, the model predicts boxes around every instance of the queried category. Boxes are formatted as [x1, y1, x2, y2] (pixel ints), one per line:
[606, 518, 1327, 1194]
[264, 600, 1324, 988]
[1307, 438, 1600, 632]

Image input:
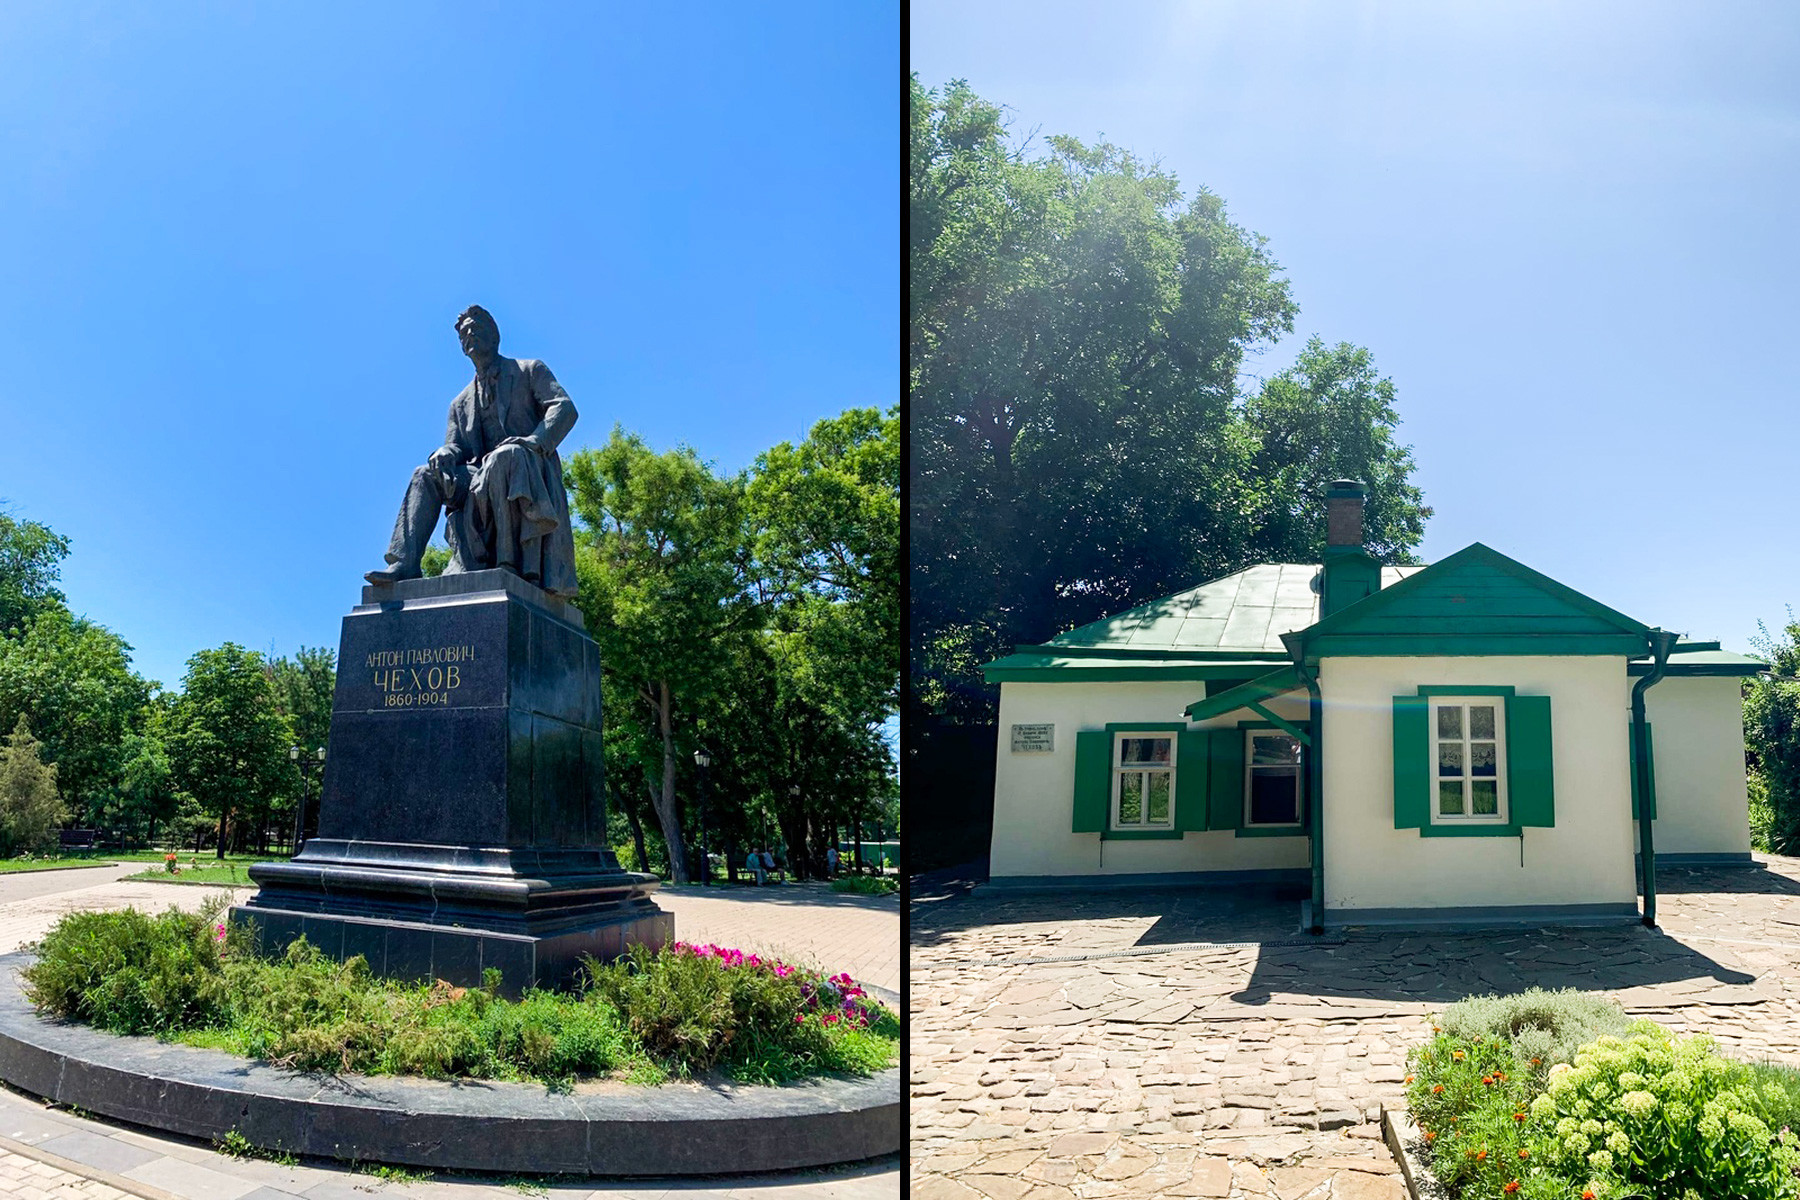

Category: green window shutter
[1508, 694, 1555, 828]
[1072, 730, 1111, 833]
[1175, 729, 1210, 832]
[1393, 694, 1430, 830]
[1629, 722, 1656, 820]
[1205, 728, 1244, 831]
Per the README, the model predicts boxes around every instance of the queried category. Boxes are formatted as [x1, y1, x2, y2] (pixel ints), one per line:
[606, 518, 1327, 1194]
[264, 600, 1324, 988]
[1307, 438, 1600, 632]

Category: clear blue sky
[0, 2, 897, 691]
[914, 1, 1800, 655]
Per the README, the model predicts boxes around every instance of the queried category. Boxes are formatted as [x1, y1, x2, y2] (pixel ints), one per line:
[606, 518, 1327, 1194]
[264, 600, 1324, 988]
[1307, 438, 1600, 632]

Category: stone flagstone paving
[910, 855, 1800, 1199]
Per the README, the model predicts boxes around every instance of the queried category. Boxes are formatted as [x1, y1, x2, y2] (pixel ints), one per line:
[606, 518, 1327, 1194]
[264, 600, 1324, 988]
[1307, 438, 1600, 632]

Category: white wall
[1638, 676, 1751, 857]
[990, 680, 1312, 878]
[1319, 656, 1638, 913]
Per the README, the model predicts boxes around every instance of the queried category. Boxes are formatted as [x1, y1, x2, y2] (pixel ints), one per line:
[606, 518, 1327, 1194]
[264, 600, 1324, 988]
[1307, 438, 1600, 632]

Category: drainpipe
[1632, 628, 1679, 928]
[1283, 632, 1324, 935]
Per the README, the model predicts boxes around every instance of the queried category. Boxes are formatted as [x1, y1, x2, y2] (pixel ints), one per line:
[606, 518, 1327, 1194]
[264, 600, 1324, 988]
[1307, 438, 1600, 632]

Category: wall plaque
[1011, 723, 1055, 753]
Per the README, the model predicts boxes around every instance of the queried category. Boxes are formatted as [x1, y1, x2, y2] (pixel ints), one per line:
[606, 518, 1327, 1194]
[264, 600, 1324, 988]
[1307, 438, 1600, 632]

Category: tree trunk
[625, 794, 650, 876]
[854, 814, 864, 876]
[648, 680, 689, 883]
[215, 807, 228, 860]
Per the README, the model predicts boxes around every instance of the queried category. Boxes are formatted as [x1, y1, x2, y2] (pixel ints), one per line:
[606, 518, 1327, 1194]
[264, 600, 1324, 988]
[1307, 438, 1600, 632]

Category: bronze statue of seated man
[366, 305, 580, 599]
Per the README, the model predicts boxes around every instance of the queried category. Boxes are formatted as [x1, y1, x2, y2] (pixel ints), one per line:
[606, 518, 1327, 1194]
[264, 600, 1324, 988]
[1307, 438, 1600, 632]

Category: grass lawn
[125, 858, 274, 887]
[0, 857, 122, 874]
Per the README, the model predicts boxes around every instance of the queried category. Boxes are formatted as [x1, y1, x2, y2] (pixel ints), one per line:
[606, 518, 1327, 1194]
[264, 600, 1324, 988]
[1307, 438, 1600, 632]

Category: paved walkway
[0, 865, 898, 1200]
[910, 856, 1800, 1200]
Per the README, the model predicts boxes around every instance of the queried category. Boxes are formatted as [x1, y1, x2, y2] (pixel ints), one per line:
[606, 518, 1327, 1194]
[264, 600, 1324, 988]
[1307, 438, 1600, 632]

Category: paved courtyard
[910, 855, 1800, 1200]
[0, 864, 898, 1200]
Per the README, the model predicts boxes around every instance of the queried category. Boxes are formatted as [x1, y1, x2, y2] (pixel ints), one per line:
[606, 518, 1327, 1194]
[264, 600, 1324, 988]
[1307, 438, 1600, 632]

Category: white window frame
[1242, 729, 1304, 828]
[1111, 732, 1177, 831]
[1428, 696, 1509, 825]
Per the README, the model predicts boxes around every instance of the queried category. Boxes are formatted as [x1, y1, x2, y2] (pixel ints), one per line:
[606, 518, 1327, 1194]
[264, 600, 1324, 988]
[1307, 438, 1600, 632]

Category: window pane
[1121, 737, 1171, 765]
[1438, 781, 1465, 815]
[1472, 780, 1499, 815]
[1438, 741, 1464, 777]
[1437, 706, 1462, 739]
[1470, 706, 1496, 739]
[1119, 773, 1143, 823]
[1147, 773, 1171, 823]
[1250, 773, 1299, 825]
[1251, 735, 1300, 766]
[1470, 742, 1497, 778]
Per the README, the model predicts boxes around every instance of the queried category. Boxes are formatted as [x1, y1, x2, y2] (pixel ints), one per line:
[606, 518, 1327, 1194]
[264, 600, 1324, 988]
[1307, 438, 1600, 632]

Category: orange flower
[1433, 1085, 1445, 1094]
[1453, 1051, 1466, 1061]
[1583, 1193, 1596, 1200]
[1481, 1076, 1494, 1086]
[1513, 1112, 1526, 1122]
[1433, 1025, 1442, 1033]
[1518, 1149, 1530, 1160]
[1531, 1057, 1542, 1065]
[1405, 1074, 1414, 1083]
[1494, 1070, 1507, 1080]
[1504, 1184, 1520, 1195]
[1476, 1149, 1488, 1161]
[1425, 1130, 1436, 1140]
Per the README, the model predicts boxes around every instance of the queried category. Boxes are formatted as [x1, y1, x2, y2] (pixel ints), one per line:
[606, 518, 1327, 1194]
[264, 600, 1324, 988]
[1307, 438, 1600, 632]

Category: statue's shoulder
[513, 357, 550, 377]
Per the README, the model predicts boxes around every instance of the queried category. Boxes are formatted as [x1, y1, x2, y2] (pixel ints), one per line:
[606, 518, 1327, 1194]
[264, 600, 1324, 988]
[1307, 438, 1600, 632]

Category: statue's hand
[498, 435, 542, 455]
[428, 445, 460, 474]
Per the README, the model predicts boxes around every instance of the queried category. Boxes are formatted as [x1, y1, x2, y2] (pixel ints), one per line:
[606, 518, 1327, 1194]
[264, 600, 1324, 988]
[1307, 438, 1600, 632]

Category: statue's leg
[366, 466, 445, 584]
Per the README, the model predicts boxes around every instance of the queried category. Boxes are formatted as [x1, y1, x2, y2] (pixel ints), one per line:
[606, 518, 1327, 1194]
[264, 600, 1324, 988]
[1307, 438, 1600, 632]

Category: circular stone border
[0, 954, 899, 1176]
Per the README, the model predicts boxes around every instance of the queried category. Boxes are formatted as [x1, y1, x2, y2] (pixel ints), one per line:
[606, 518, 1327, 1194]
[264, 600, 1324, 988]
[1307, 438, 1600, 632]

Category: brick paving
[0, 863, 898, 1200]
[910, 855, 1800, 1199]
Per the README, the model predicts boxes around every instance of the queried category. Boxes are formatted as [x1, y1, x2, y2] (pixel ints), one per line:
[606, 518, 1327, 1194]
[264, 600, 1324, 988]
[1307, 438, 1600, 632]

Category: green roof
[1044, 563, 1425, 656]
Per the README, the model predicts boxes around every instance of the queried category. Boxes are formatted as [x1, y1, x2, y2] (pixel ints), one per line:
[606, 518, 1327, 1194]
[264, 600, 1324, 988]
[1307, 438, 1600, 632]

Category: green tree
[566, 429, 750, 884]
[1240, 338, 1430, 565]
[909, 77, 1428, 723]
[110, 730, 177, 847]
[0, 715, 66, 855]
[266, 645, 336, 754]
[0, 514, 70, 639]
[164, 644, 293, 858]
[0, 608, 151, 826]
[743, 408, 901, 877]
[1746, 614, 1800, 854]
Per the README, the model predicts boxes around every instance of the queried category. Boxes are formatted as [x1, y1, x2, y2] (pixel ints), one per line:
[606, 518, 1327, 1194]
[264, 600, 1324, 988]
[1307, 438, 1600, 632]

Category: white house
[980, 482, 1764, 930]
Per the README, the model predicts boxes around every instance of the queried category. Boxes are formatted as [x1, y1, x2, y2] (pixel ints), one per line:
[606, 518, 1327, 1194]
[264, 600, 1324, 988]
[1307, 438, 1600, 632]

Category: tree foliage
[910, 76, 1430, 722]
[1747, 614, 1800, 854]
[0, 514, 70, 639]
[0, 715, 66, 855]
[567, 428, 750, 884]
[163, 644, 294, 858]
[0, 607, 150, 825]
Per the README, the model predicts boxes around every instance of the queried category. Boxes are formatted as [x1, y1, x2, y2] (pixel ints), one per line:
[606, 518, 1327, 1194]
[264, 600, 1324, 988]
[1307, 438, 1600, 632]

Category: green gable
[1296, 543, 1650, 658]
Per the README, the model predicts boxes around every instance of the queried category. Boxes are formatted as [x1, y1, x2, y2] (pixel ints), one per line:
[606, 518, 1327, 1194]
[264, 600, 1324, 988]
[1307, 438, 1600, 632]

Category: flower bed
[1405, 989, 1800, 1199]
[21, 902, 897, 1087]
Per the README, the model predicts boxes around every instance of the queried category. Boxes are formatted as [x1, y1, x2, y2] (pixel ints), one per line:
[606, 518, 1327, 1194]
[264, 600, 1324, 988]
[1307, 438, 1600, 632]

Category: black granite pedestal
[236, 571, 672, 995]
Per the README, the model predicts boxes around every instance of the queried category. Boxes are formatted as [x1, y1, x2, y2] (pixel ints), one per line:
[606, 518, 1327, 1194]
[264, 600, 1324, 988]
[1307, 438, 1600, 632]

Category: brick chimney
[1326, 479, 1366, 549]
[1319, 480, 1379, 619]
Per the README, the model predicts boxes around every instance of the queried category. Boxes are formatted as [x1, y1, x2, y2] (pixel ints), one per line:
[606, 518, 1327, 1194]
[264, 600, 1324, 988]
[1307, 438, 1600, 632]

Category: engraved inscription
[368, 645, 477, 707]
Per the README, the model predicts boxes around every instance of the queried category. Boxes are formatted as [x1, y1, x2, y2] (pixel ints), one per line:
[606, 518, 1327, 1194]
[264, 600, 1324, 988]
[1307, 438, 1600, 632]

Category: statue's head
[455, 305, 500, 360]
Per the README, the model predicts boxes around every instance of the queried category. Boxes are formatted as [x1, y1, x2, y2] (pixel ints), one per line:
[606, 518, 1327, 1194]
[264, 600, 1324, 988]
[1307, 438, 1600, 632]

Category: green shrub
[23, 902, 231, 1035]
[1408, 1020, 1800, 1200]
[1743, 1058, 1800, 1133]
[22, 907, 895, 1087]
[1528, 1027, 1800, 1199]
[831, 876, 897, 896]
[1438, 988, 1636, 1079]
[583, 942, 896, 1082]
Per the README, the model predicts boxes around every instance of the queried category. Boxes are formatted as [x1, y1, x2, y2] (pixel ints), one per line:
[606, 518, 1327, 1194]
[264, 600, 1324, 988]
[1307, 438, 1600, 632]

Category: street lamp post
[693, 748, 711, 887]
[289, 745, 326, 856]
